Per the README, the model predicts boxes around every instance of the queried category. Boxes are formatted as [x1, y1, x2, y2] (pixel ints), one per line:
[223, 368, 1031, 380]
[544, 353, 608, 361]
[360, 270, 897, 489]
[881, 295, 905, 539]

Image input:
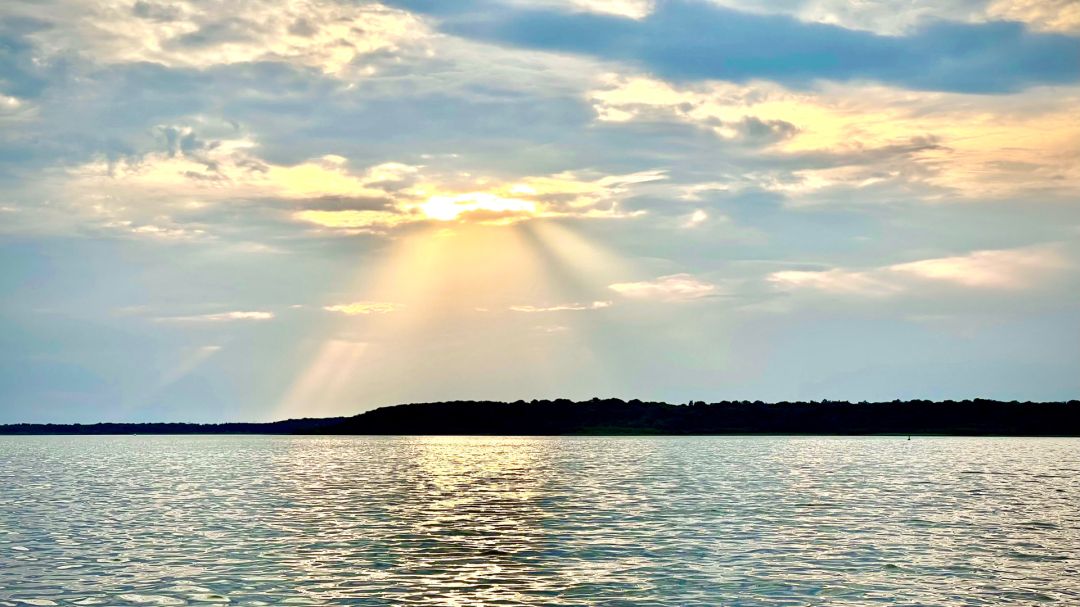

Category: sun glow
[417, 192, 538, 222]
[274, 220, 629, 419]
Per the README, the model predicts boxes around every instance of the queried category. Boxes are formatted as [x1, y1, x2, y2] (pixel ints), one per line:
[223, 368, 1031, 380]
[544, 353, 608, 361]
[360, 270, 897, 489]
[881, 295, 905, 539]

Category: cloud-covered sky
[2, 0, 1078, 422]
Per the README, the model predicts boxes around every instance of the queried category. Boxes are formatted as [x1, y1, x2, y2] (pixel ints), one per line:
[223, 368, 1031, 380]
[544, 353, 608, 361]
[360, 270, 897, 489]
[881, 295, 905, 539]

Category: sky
[1, 0, 1079, 423]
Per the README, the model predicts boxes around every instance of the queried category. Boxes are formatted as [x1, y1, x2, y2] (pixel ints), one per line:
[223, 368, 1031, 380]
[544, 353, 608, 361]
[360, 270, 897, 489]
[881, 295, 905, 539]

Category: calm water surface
[1, 436, 1078, 606]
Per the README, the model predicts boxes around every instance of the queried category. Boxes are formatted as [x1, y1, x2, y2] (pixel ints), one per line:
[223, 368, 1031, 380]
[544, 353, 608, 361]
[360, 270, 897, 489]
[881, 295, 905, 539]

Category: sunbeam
[274, 220, 627, 418]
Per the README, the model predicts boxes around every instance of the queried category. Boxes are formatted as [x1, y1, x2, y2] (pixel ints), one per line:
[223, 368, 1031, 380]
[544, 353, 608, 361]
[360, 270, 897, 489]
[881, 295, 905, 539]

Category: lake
[1, 436, 1078, 605]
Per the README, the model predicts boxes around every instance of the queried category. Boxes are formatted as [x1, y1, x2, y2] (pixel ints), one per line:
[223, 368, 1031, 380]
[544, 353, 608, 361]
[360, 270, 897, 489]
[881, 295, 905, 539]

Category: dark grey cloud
[0, 17, 61, 99]
[393, 0, 1080, 93]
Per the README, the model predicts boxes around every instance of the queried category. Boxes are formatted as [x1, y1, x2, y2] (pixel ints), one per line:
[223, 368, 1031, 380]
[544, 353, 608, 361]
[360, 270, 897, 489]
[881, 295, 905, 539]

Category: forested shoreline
[3, 399, 1079, 436]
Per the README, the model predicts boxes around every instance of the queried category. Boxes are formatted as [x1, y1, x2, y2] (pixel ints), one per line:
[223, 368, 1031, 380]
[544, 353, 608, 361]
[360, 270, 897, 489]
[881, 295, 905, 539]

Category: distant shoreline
[3, 399, 1079, 436]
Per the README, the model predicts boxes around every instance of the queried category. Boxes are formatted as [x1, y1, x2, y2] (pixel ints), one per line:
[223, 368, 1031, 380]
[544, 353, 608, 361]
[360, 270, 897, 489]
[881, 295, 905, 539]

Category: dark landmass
[2, 399, 1080, 435]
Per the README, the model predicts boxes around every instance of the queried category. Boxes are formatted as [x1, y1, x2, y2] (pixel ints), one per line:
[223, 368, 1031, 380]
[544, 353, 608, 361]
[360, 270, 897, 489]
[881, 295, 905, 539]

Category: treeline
[0, 418, 347, 435]
[2, 399, 1080, 435]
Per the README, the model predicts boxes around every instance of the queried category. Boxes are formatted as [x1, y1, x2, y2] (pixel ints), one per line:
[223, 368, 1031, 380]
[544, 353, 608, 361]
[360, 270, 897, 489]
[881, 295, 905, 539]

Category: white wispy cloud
[323, 302, 401, 315]
[769, 245, 1069, 296]
[509, 300, 612, 313]
[608, 274, 718, 301]
[889, 247, 1069, 289]
[768, 268, 901, 297]
[154, 310, 274, 322]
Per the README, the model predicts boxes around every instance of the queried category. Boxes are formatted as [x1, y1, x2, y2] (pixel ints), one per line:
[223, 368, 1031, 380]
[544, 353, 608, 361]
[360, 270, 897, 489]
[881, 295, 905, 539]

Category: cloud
[289, 167, 664, 228]
[609, 273, 717, 301]
[154, 310, 274, 322]
[13, 0, 430, 76]
[707, 0, 1080, 36]
[681, 209, 708, 228]
[293, 210, 414, 231]
[0, 20, 54, 102]
[988, 0, 1080, 34]
[102, 221, 209, 241]
[55, 137, 414, 235]
[532, 0, 1080, 36]
[68, 140, 395, 202]
[769, 245, 1069, 296]
[768, 268, 903, 297]
[56, 129, 667, 237]
[590, 76, 803, 146]
[423, 0, 1080, 93]
[323, 301, 401, 315]
[505, 0, 654, 19]
[509, 300, 612, 312]
[591, 75, 1080, 203]
[890, 247, 1070, 289]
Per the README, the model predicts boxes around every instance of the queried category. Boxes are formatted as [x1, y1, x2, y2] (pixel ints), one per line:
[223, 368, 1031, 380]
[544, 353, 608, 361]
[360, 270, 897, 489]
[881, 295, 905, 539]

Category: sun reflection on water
[1, 436, 1079, 605]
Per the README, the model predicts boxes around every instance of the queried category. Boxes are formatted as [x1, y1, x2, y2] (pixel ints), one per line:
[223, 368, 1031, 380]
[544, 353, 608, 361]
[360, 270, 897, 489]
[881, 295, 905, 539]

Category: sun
[416, 192, 539, 222]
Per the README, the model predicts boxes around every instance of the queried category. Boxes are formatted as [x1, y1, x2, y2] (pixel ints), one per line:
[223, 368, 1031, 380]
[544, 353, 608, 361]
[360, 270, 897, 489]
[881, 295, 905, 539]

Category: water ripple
[0, 436, 1078, 605]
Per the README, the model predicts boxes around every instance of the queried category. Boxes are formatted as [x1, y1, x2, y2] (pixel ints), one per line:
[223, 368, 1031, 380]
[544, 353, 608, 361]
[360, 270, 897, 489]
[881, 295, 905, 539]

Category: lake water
[1, 436, 1078, 606]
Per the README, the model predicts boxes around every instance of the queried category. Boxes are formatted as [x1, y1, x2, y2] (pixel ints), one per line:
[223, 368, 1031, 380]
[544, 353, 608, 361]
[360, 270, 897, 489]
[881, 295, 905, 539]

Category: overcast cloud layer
[2, 0, 1079, 422]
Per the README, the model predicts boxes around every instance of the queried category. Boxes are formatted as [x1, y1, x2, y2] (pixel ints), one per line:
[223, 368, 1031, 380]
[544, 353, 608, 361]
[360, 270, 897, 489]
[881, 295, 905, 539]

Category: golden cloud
[591, 75, 1080, 201]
